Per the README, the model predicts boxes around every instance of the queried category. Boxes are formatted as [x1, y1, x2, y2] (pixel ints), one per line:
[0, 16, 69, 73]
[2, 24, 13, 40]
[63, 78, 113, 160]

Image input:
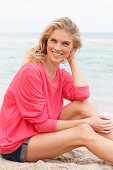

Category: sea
[0, 32, 113, 113]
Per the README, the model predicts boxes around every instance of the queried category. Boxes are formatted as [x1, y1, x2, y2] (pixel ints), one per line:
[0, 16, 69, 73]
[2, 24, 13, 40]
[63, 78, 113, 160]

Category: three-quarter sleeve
[15, 67, 57, 133]
[61, 69, 90, 101]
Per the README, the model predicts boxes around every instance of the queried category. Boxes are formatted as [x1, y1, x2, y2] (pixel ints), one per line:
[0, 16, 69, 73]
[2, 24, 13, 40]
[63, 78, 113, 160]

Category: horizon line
[0, 31, 113, 33]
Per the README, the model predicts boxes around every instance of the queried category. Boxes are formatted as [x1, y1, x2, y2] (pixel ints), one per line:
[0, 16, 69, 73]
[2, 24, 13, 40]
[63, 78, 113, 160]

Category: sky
[0, 0, 113, 32]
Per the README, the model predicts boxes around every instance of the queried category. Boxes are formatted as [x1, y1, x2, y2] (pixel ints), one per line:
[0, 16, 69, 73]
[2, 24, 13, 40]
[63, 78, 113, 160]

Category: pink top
[0, 62, 90, 154]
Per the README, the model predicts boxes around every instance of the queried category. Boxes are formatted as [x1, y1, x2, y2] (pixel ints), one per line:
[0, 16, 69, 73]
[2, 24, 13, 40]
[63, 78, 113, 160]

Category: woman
[0, 17, 113, 163]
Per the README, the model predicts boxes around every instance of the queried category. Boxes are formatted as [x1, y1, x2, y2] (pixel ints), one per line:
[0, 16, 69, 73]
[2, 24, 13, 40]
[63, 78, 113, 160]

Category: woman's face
[46, 28, 73, 64]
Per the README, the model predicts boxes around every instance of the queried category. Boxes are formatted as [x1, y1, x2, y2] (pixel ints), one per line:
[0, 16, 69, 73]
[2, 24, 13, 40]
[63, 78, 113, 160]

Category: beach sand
[0, 147, 113, 170]
[0, 98, 113, 169]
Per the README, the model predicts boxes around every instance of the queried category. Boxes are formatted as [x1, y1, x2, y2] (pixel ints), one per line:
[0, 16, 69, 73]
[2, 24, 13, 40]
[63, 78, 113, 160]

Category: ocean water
[0, 32, 113, 112]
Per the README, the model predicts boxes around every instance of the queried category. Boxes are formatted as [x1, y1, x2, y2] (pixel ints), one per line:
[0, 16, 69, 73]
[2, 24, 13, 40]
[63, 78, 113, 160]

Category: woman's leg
[25, 124, 93, 162]
[25, 100, 113, 163]
[59, 100, 99, 120]
[59, 99, 113, 148]
[59, 100, 113, 140]
[25, 124, 113, 163]
[85, 132, 113, 163]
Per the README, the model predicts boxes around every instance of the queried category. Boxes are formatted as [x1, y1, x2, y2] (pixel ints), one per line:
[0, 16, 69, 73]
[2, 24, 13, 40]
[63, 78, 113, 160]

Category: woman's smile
[52, 51, 63, 58]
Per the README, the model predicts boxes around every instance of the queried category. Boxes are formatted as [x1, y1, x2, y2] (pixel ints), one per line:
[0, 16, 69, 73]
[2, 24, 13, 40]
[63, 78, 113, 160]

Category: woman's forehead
[49, 28, 73, 41]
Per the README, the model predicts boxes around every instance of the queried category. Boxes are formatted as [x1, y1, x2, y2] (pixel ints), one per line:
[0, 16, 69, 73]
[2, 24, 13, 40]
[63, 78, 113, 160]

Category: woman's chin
[51, 58, 62, 64]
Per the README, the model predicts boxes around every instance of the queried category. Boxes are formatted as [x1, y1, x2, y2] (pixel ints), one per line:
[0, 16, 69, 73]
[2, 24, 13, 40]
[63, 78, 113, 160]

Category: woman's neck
[42, 59, 59, 81]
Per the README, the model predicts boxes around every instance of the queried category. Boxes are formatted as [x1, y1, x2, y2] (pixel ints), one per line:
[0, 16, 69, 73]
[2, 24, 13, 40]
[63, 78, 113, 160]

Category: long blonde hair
[23, 17, 82, 64]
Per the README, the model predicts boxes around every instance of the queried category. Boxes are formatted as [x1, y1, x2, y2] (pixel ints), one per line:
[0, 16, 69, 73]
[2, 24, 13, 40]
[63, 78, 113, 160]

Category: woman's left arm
[69, 55, 87, 86]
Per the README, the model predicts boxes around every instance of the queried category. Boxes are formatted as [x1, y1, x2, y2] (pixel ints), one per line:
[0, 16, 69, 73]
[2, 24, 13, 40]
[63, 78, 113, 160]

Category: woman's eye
[50, 39, 56, 42]
[63, 42, 69, 46]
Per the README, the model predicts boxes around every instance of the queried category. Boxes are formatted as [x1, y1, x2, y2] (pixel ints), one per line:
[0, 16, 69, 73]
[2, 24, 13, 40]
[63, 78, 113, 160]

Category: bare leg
[25, 124, 113, 163]
[59, 100, 113, 141]
[25, 125, 87, 162]
[86, 132, 113, 163]
[25, 100, 113, 163]
[59, 100, 99, 120]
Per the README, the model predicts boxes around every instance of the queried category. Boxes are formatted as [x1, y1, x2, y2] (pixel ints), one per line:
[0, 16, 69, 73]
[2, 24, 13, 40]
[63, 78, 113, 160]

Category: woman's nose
[54, 43, 62, 51]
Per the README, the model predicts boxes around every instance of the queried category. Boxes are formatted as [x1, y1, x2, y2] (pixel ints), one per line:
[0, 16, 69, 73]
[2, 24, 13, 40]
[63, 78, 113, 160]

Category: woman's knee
[72, 124, 96, 146]
[71, 100, 89, 112]
[77, 100, 90, 111]
[74, 100, 99, 117]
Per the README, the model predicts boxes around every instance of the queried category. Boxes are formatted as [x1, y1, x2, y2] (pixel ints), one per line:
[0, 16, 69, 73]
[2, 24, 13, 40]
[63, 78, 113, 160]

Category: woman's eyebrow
[49, 37, 71, 44]
[63, 40, 71, 44]
[50, 37, 56, 39]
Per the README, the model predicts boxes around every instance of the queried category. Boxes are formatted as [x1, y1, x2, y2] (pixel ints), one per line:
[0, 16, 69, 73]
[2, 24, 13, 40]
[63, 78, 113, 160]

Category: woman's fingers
[101, 119, 113, 128]
[88, 115, 113, 133]
[96, 123, 113, 133]
[100, 130, 112, 134]
[99, 122, 113, 130]
[103, 126, 113, 131]
[101, 118, 112, 124]
[101, 122, 113, 127]
[94, 120, 113, 133]
[100, 115, 111, 120]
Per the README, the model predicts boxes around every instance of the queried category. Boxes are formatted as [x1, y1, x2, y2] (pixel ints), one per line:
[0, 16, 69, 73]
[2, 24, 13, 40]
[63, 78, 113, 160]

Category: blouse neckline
[40, 62, 59, 83]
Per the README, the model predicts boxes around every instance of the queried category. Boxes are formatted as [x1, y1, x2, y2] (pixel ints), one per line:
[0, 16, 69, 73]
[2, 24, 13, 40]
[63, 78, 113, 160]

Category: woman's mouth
[52, 51, 63, 56]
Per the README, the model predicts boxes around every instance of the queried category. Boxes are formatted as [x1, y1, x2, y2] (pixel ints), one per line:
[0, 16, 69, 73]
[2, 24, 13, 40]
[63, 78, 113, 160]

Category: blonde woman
[0, 17, 113, 163]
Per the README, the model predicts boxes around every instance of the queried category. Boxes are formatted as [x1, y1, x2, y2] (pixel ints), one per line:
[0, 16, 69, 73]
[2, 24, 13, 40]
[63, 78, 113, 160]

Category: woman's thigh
[25, 126, 88, 162]
[59, 100, 99, 120]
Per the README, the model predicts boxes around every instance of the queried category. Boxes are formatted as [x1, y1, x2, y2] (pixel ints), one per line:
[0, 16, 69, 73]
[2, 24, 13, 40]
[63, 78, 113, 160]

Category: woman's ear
[70, 50, 75, 57]
[67, 51, 74, 61]
[73, 47, 77, 53]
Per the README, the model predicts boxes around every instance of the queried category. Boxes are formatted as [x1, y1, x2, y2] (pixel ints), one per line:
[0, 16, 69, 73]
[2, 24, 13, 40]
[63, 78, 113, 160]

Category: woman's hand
[87, 115, 113, 134]
[67, 52, 75, 63]
[67, 53, 88, 86]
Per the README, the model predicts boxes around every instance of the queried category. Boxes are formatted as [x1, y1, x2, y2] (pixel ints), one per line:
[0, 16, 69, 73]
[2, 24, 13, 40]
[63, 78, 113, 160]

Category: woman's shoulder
[22, 61, 41, 70]
[20, 62, 42, 74]
[15, 62, 43, 81]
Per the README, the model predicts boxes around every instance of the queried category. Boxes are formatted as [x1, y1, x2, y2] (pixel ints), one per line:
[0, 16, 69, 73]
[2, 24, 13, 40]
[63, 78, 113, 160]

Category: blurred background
[0, 0, 113, 113]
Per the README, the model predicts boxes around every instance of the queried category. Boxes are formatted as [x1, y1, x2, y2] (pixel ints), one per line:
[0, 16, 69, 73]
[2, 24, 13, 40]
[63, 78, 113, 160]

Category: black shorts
[1, 138, 31, 162]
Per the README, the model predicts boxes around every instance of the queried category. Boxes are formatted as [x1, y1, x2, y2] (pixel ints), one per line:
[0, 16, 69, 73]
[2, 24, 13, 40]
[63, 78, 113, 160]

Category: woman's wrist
[73, 118, 90, 127]
[68, 55, 76, 65]
[56, 119, 90, 131]
[68, 54, 87, 86]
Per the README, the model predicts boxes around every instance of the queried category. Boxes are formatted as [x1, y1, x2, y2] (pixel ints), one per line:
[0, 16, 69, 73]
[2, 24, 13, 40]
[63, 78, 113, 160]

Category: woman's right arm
[56, 119, 87, 131]
[56, 116, 113, 134]
[68, 55, 87, 87]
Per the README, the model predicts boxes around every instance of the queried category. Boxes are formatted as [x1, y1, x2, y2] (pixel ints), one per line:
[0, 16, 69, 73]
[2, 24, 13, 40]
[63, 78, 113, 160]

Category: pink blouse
[0, 62, 90, 154]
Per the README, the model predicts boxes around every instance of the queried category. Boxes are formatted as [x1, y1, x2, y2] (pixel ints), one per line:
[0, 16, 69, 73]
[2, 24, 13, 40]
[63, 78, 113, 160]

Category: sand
[0, 147, 113, 170]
